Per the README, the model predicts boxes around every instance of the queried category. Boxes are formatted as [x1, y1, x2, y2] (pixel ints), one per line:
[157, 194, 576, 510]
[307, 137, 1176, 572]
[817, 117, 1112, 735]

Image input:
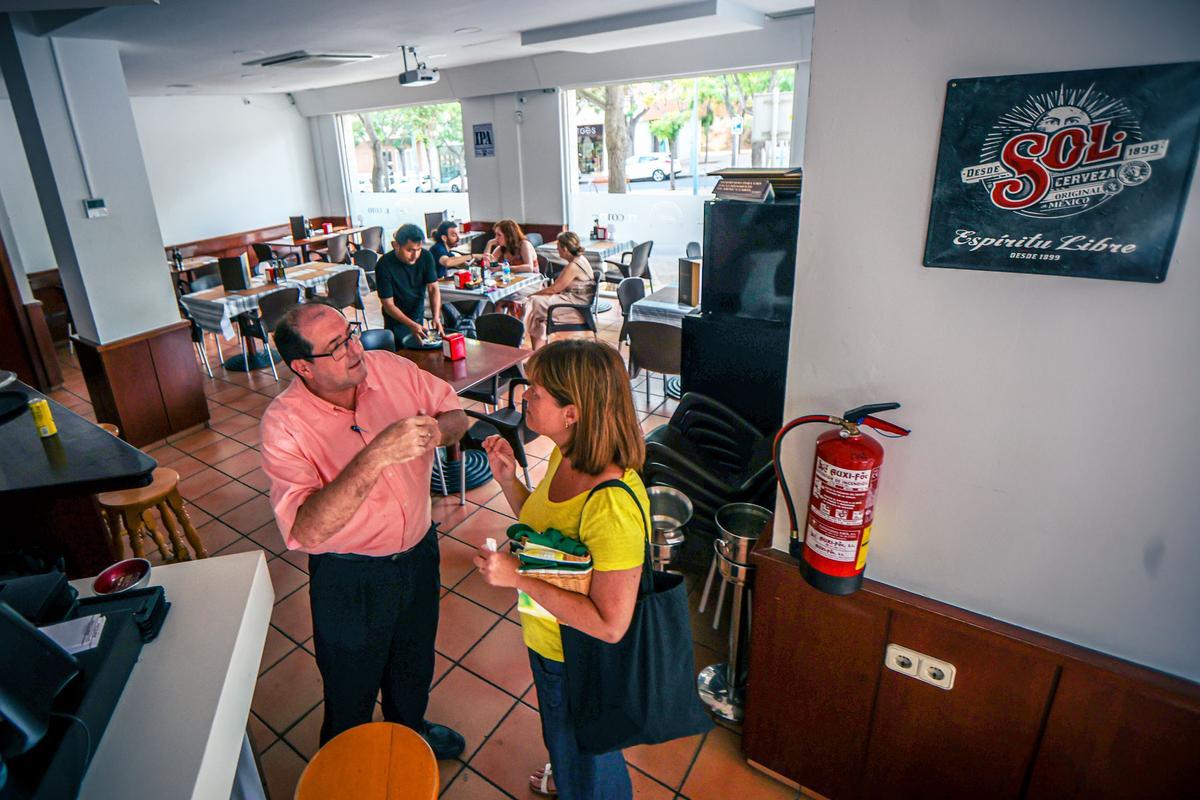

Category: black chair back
[324, 270, 360, 311]
[189, 274, 222, 293]
[617, 277, 646, 316]
[361, 226, 384, 253]
[353, 249, 378, 271]
[257, 287, 302, 338]
[360, 329, 396, 352]
[323, 233, 350, 264]
[251, 242, 276, 263]
[685, 241, 702, 259]
[627, 321, 682, 376]
[626, 240, 653, 280]
[470, 233, 491, 255]
[474, 313, 525, 348]
[545, 268, 601, 337]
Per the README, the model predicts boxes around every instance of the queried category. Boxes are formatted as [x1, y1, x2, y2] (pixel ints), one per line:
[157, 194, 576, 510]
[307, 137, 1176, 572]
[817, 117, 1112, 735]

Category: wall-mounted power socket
[884, 643, 956, 690]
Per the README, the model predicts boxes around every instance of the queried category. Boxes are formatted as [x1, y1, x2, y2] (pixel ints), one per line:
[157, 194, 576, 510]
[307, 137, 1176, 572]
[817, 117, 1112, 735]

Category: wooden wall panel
[860, 610, 1058, 799]
[742, 543, 1200, 799]
[1026, 665, 1200, 799]
[75, 321, 207, 446]
[148, 324, 208, 432]
[744, 551, 888, 800]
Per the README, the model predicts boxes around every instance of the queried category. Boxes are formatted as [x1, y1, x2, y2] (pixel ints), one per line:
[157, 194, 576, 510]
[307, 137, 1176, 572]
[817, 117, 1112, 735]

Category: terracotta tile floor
[51, 294, 804, 799]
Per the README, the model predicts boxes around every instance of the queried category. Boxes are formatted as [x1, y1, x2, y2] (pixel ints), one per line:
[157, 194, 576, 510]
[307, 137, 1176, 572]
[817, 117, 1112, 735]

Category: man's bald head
[273, 302, 341, 365]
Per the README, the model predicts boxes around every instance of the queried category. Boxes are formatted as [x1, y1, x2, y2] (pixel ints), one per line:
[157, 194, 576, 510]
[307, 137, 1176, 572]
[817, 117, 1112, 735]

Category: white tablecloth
[180, 265, 368, 338]
[628, 287, 696, 328]
[437, 271, 546, 304]
[536, 239, 635, 269]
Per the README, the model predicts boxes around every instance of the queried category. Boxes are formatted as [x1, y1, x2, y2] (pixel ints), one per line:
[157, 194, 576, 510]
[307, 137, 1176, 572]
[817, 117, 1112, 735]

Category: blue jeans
[528, 649, 632, 800]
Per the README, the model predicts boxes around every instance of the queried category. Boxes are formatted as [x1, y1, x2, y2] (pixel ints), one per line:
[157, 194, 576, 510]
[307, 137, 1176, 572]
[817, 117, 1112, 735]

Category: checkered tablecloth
[628, 287, 695, 328]
[536, 239, 635, 269]
[437, 272, 546, 304]
[180, 265, 368, 338]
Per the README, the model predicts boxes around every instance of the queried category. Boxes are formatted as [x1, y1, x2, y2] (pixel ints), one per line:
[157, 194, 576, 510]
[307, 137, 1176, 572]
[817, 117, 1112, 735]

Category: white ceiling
[44, 0, 813, 95]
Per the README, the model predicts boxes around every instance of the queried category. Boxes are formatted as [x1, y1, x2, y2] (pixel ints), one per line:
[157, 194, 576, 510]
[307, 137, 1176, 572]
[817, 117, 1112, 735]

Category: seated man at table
[376, 223, 444, 344]
[430, 220, 472, 278]
[260, 303, 470, 755]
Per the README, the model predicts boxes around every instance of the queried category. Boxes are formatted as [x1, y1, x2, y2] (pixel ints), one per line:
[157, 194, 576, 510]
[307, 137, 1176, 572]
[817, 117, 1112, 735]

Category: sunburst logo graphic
[960, 83, 1169, 219]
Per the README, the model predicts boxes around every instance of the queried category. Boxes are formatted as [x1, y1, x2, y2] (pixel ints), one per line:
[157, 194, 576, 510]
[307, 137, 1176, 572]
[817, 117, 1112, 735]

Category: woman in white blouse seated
[524, 231, 595, 350]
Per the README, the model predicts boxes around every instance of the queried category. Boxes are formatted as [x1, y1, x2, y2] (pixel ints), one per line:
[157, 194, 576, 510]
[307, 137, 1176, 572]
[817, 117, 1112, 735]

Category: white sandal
[530, 762, 557, 797]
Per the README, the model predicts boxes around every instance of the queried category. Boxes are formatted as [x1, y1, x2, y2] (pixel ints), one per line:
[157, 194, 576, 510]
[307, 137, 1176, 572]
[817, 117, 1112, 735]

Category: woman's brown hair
[556, 230, 585, 258]
[525, 340, 645, 476]
[493, 219, 526, 260]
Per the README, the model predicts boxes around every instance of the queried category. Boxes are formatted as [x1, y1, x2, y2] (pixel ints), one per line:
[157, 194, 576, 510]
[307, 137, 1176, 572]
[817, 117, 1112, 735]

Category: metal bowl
[715, 503, 773, 565]
[92, 558, 152, 595]
[648, 486, 692, 536]
[714, 540, 755, 584]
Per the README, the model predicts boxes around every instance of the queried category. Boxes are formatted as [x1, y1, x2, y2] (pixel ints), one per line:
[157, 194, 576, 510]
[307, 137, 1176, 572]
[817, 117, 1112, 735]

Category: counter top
[72, 552, 274, 800]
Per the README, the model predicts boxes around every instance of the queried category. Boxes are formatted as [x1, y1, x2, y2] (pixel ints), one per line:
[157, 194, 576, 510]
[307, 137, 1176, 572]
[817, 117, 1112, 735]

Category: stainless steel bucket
[714, 502, 773, 565]
[648, 486, 692, 542]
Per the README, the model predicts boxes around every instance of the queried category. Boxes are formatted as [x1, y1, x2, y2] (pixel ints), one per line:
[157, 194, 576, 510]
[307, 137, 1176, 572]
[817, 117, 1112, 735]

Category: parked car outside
[625, 152, 678, 182]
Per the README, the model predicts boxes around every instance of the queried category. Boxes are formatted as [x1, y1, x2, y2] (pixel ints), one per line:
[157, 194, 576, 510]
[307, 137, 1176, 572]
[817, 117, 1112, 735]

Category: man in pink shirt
[260, 303, 469, 757]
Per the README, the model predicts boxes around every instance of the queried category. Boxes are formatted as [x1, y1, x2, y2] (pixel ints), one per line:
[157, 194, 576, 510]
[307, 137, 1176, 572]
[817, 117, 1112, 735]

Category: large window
[566, 67, 797, 279]
[339, 102, 469, 231]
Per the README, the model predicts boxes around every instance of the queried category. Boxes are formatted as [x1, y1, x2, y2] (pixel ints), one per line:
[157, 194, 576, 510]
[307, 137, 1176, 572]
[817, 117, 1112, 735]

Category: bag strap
[584, 479, 654, 596]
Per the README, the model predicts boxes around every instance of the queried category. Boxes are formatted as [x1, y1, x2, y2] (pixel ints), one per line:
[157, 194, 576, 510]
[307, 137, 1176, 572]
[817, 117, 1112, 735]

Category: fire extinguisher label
[805, 457, 878, 576]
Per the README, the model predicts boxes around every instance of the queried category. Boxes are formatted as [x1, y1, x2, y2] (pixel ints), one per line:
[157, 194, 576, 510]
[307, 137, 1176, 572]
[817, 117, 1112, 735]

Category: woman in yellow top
[475, 339, 648, 800]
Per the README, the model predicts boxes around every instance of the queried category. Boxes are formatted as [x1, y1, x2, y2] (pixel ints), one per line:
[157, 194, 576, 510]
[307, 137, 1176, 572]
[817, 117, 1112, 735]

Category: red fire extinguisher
[774, 403, 910, 596]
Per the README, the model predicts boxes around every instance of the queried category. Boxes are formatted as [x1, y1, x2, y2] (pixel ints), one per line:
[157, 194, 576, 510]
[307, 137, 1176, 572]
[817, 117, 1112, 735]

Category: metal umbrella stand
[648, 486, 692, 573]
[698, 502, 771, 723]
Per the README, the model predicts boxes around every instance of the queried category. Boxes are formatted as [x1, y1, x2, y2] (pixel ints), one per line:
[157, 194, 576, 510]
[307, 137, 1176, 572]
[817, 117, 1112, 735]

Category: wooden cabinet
[743, 545, 1200, 799]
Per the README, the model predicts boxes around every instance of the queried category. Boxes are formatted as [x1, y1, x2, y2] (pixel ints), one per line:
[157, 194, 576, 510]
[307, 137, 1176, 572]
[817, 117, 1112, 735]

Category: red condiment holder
[442, 332, 466, 361]
[456, 271, 471, 289]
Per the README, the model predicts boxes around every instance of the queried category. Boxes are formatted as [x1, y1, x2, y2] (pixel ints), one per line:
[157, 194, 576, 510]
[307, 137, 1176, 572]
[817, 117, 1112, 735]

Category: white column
[0, 14, 178, 344]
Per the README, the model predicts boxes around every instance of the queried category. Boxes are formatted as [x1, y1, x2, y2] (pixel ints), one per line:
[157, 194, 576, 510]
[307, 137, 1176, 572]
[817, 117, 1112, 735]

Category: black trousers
[308, 525, 440, 745]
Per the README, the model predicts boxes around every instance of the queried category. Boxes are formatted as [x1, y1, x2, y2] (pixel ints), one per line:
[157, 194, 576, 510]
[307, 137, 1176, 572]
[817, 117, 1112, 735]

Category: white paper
[39, 614, 106, 655]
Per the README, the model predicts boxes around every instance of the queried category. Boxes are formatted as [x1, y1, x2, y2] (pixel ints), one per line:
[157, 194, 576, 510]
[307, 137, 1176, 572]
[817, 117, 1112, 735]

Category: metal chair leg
[459, 453, 466, 506]
[214, 334, 224, 364]
[264, 339, 279, 382]
[196, 342, 213, 378]
[646, 372, 652, 405]
[434, 448, 448, 496]
[698, 551, 719, 613]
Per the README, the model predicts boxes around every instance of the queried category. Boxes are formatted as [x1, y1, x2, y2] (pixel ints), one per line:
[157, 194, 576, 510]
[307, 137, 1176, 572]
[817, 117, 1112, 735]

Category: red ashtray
[93, 558, 152, 595]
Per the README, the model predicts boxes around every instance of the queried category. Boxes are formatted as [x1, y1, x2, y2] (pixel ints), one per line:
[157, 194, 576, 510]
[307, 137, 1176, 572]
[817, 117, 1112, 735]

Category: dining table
[535, 238, 633, 313]
[397, 338, 532, 501]
[168, 255, 219, 294]
[436, 270, 545, 305]
[178, 262, 367, 371]
[263, 226, 370, 260]
[0, 381, 158, 577]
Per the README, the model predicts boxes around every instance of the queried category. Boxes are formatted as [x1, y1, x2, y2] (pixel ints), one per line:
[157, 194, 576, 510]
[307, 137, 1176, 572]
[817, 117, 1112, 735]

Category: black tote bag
[560, 480, 713, 755]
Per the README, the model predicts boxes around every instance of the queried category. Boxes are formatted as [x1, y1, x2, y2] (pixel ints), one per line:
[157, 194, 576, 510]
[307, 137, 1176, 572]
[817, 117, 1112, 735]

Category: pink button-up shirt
[260, 350, 460, 556]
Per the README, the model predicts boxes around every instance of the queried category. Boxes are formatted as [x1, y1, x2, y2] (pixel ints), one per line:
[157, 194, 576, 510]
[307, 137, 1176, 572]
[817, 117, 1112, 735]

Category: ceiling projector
[398, 46, 439, 87]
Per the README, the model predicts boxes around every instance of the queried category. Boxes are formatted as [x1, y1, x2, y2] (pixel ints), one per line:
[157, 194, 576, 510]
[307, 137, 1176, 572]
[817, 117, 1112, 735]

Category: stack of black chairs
[642, 393, 776, 560]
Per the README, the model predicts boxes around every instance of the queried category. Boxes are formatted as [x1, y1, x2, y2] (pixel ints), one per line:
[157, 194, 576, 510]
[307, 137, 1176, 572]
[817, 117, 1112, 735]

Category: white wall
[779, 0, 1200, 680]
[461, 90, 567, 224]
[131, 94, 321, 244]
[0, 96, 54, 299]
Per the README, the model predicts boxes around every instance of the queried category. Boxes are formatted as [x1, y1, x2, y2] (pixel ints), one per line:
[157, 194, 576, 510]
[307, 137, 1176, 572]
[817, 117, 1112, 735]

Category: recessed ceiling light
[425, 53, 447, 59]
[233, 49, 264, 56]
[167, 83, 195, 88]
[454, 26, 482, 34]
[240, 73, 256, 78]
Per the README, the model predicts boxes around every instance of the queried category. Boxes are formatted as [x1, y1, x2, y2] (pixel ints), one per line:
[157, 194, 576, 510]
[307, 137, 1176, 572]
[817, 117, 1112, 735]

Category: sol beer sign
[924, 62, 1200, 282]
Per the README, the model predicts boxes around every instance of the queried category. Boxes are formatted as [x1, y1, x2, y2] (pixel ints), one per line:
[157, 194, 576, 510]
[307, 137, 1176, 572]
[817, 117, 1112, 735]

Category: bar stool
[96, 468, 208, 563]
[295, 722, 437, 800]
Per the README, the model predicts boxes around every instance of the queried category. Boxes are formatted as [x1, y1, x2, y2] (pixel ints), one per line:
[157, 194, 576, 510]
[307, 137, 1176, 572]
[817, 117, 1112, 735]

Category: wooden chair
[295, 722, 437, 800]
[97, 468, 208, 563]
[94, 423, 208, 563]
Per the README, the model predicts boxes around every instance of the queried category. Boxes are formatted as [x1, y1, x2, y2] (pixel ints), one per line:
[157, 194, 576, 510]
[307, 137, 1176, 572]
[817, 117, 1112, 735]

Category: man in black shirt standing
[376, 224, 443, 343]
[429, 220, 471, 278]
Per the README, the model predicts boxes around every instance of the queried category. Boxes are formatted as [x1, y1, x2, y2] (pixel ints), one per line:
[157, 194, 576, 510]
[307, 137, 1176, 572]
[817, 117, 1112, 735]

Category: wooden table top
[397, 338, 530, 395]
[264, 226, 369, 248]
[169, 255, 218, 274]
[0, 382, 157, 496]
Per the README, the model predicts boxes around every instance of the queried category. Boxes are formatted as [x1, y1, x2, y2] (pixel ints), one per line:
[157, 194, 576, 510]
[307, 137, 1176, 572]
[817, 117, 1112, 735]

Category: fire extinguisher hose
[772, 415, 839, 544]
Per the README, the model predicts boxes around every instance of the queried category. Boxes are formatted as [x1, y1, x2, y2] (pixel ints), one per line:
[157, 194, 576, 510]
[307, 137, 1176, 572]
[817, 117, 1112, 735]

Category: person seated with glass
[522, 231, 595, 350]
[430, 220, 472, 278]
[483, 219, 538, 273]
[375, 223, 443, 346]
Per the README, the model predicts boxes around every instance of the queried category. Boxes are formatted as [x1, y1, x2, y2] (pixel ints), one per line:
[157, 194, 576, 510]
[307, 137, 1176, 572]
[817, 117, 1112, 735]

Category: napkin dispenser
[442, 332, 466, 361]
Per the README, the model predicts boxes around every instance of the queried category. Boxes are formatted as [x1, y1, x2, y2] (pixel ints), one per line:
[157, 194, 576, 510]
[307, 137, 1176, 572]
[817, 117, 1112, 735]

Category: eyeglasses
[308, 327, 361, 361]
